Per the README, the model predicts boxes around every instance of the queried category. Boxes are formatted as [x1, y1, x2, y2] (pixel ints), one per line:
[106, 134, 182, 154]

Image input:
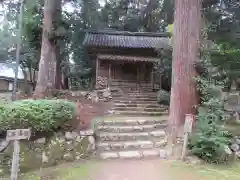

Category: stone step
[113, 110, 168, 116]
[100, 116, 168, 126]
[111, 94, 122, 98]
[116, 97, 157, 101]
[97, 123, 167, 133]
[114, 103, 166, 108]
[97, 139, 167, 151]
[97, 130, 166, 141]
[114, 100, 158, 104]
[111, 82, 152, 86]
[111, 87, 152, 91]
[129, 91, 155, 93]
[128, 92, 157, 94]
[99, 148, 168, 159]
[127, 94, 157, 98]
[126, 97, 157, 100]
[111, 107, 166, 112]
[128, 92, 157, 95]
[111, 85, 152, 89]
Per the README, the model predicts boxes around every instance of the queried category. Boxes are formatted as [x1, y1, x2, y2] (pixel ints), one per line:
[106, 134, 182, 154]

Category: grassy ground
[169, 161, 240, 180]
[12, 160, 240, 180]
[13, 161, 96, 180]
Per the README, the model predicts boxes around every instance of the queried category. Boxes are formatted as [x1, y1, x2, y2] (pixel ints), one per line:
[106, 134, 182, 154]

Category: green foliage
[189, 53, 232, 163]
[154, 48, 172, 91]
[100, 0, 165, 32]
[189, 123, 232, 163]
[210, 46, 240, 84]
[204, 0, 240, 85]
[167, 24, 173, 36]
[0, 0, 175, 90]
[157, 89, 170, 105]
[188, 0, 240, 163]
[0, 99, 77, 134]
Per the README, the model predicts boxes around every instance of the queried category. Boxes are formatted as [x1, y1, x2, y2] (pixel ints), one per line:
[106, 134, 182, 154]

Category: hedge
[0, 99, 77, 134]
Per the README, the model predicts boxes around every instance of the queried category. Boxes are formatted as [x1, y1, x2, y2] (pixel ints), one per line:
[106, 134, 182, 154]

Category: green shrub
[189, 54, 233, 164]
[188, 119, 232, 163]
[0, 99, 77, 134]
[157, 89, 170, 105]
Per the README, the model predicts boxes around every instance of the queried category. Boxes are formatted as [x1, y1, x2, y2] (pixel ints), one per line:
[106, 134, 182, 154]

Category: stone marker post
[181, 114, 194, 160]
[6, 129, 31, 180]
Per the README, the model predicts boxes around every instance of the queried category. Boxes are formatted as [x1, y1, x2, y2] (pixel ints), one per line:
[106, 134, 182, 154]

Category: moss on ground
[18, 161, 94, 180]
[0, 134, 92, 176]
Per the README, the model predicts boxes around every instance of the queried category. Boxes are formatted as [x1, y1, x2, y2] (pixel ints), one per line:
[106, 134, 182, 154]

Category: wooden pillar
[95, 57, 99, 87]
[137, 64, 140, 90]
[160, 73, 162, 89]
[108, 63, 111, 88]
[151, 63, 154, 91]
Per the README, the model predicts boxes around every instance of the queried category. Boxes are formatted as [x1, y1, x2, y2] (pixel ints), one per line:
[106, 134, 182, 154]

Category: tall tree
[54, 0, 62, 89]
[168, 0, 201, 144]
[34, 0, 59, 97]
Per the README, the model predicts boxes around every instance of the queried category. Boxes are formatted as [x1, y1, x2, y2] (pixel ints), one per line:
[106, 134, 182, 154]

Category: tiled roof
[83, 31, 171, 49]
[0, 76, 24, 82]
[97, 54, 159, 62]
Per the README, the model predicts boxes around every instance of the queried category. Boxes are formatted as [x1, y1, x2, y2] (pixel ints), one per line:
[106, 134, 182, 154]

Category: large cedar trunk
[54, 0, 62, 90]
[168, 0, 201, 143]
[55, 46, 61, 89]
[34, 0, 57, 97]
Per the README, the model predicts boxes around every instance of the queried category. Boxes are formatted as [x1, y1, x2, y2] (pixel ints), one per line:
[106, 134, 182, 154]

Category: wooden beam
[96, 57, 99, 88]
[151, 64, 154, 90]
[108, 63, 111, 88]
[137, 64, 140, 90]
[160, 73, 162, 89]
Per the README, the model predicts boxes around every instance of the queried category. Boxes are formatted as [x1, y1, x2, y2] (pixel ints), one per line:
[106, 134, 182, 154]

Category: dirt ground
[88, 159, 240, 180]
[17, 159, 240, 180]
[89, 159, 198, 180]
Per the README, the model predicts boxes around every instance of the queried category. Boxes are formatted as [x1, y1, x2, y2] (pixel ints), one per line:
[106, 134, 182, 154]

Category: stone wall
[71, 89, 112, 130]
[0, 130, 95, 176]
[230, 136, 240, 159]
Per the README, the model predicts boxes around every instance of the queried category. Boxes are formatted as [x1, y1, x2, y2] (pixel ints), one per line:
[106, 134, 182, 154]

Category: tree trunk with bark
[34, 0, 58, 97]
[168, 0, 201, 147]
[22, 68, 30, 95]
[54, 0, 62, 89]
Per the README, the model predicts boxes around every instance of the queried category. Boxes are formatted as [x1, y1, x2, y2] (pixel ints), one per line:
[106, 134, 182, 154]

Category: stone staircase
[111, 91, 169, 116]
[95, 90, 170, 159]
[111, 80, 154, 92]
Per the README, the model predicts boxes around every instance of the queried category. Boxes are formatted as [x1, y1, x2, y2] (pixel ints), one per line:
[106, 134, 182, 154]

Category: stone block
[100, 152, 118, 159]
[34, 138, 46, 144]
[150, 131, 165, 137]
[119, 151, 141, 159]
[80, 129, 94, 136]
[63, 153, 74, 162]
[155, 140, 167, 147]
[142, 150, 159, 157]
[65, 132, 78, 140]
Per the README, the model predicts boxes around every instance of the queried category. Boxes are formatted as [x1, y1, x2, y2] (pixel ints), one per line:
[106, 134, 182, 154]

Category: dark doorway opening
[121, 63, 138, 81]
